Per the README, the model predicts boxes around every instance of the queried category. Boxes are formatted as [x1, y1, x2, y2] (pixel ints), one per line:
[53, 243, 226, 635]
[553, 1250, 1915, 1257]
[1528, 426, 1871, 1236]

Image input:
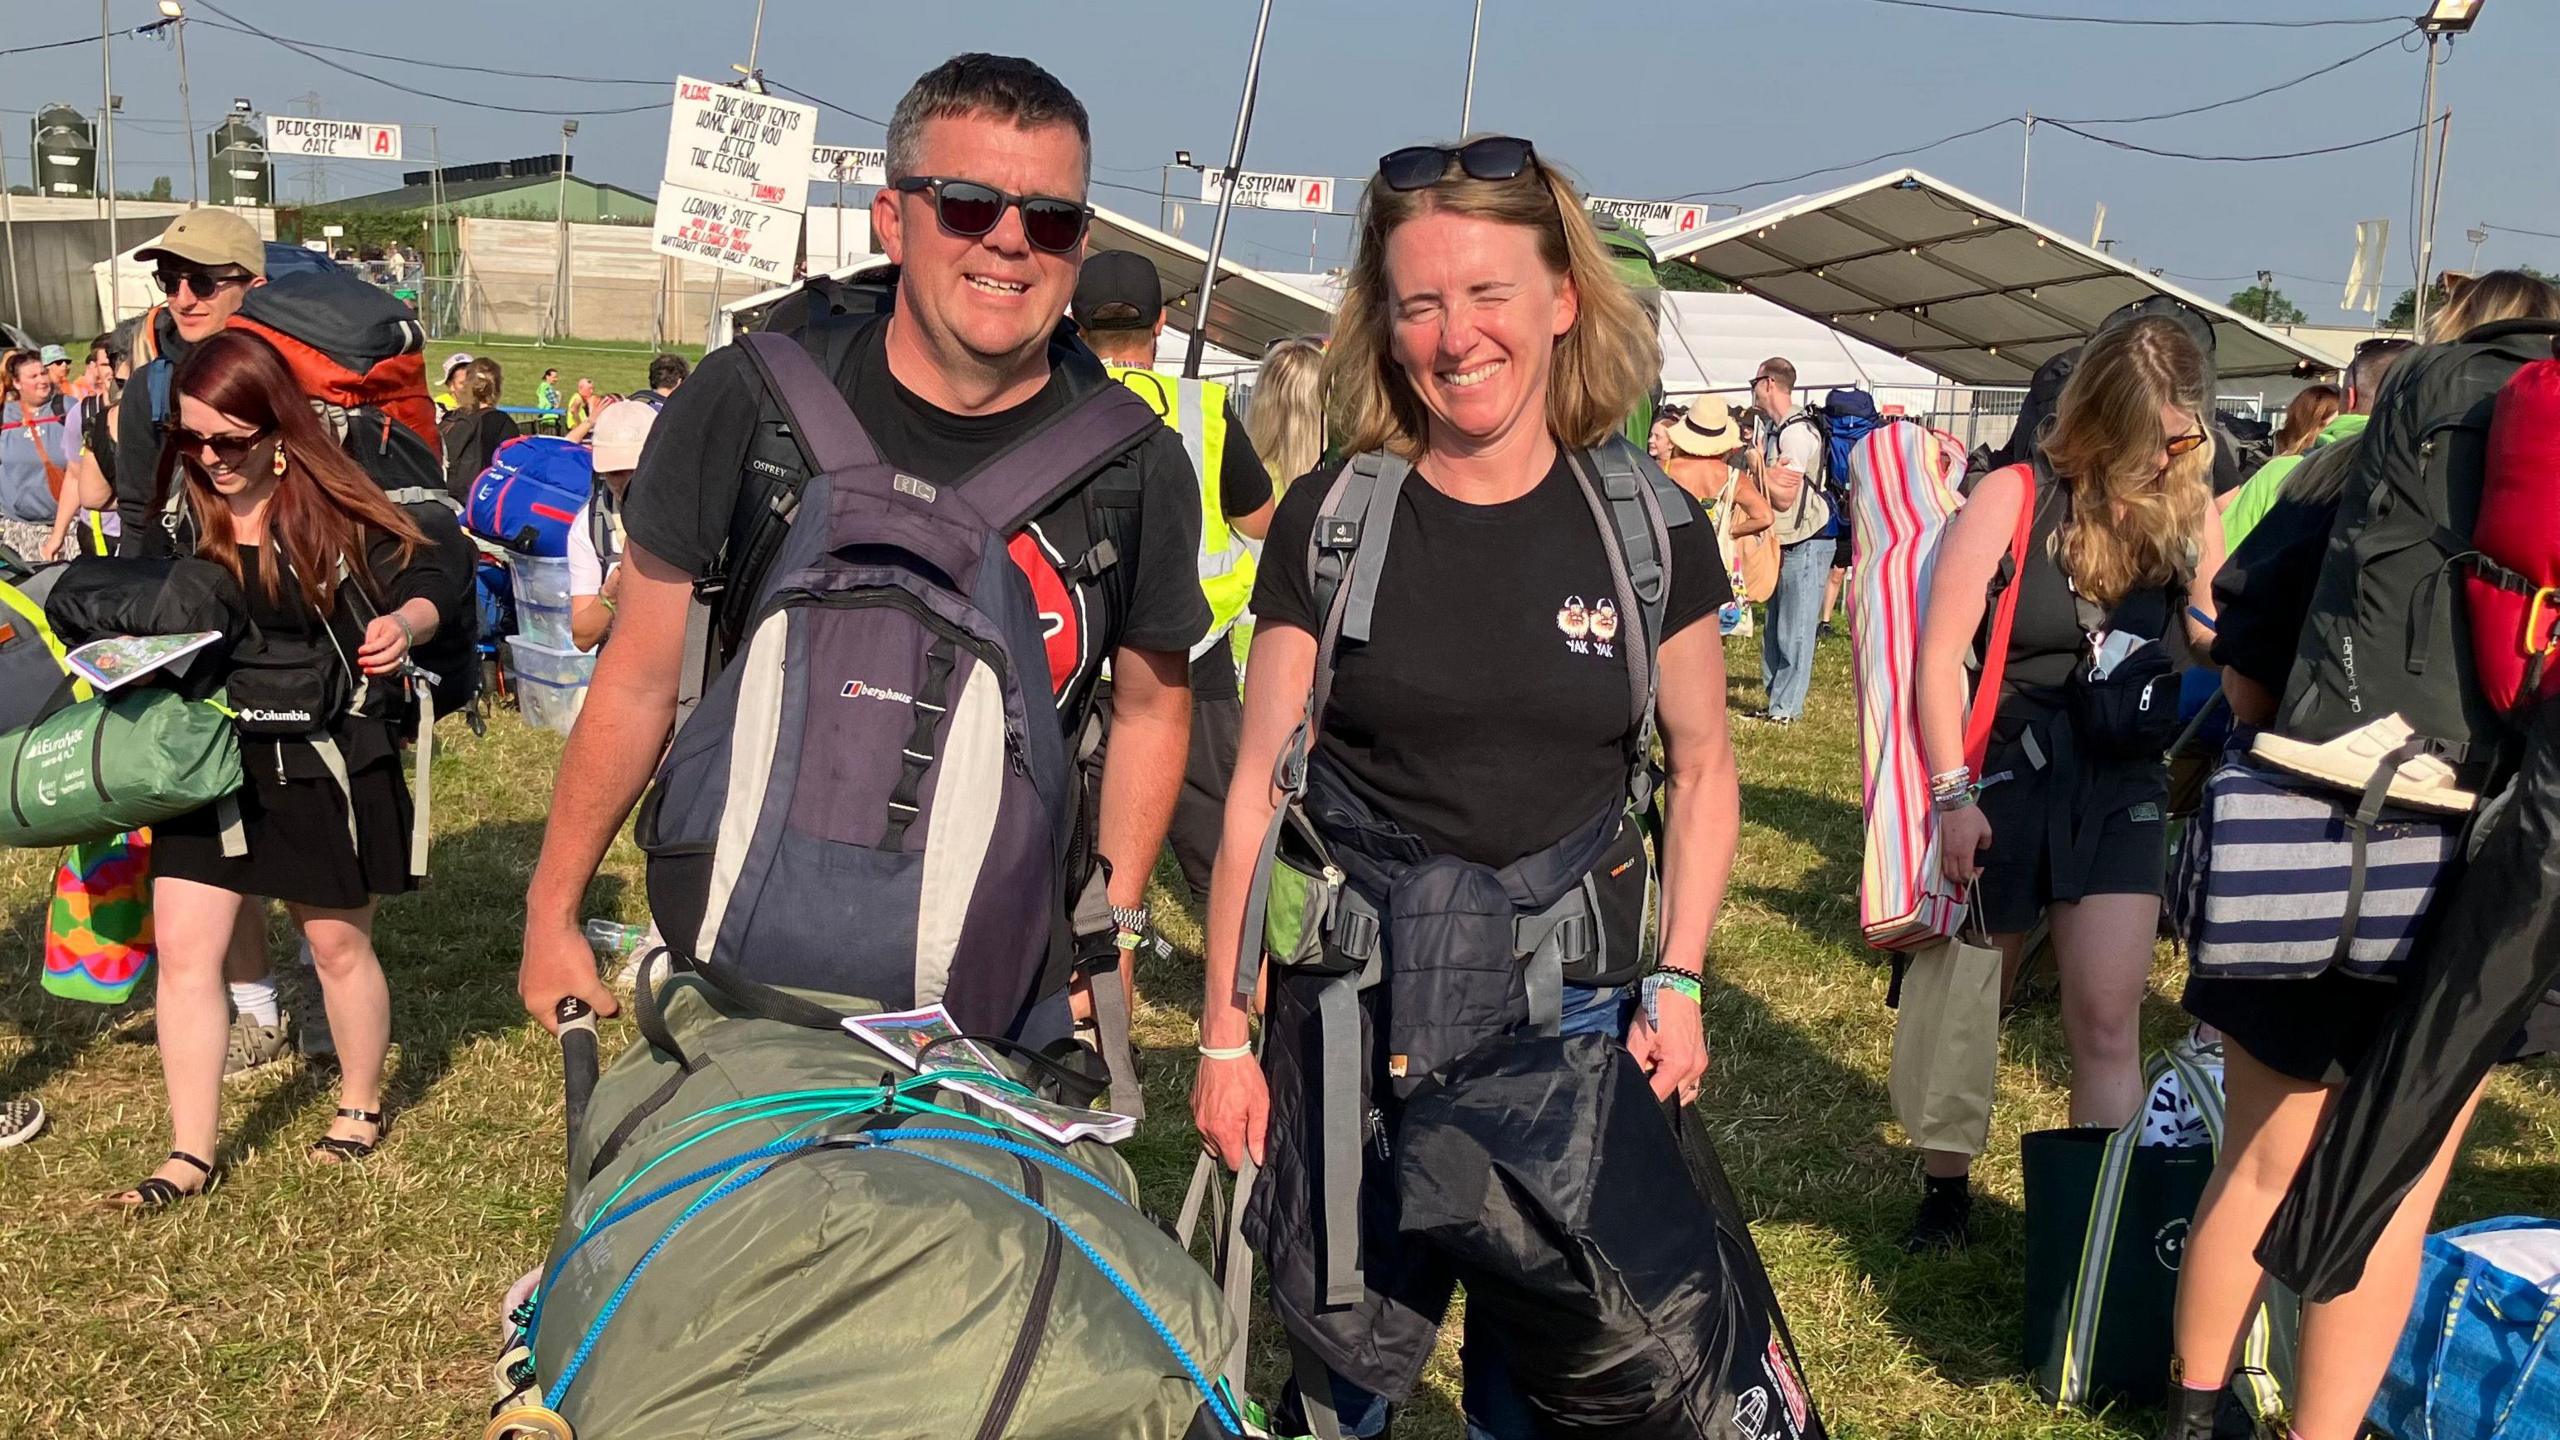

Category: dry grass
[0, 633, 2550, 1438]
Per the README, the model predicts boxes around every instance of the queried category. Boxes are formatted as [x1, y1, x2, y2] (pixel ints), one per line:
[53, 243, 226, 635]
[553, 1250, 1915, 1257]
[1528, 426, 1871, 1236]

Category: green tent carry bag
[0, 687, 241, 850]
[515, 951, 1244, 1440]
[2024, 1047, 2297, 1419]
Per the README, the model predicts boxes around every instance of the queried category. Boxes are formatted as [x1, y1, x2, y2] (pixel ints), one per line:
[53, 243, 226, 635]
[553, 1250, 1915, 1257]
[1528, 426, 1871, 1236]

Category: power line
[1672, 117, 2023, 201]
[1845, 0, 2409, 28]
[761, 81, 888, 131]
[0, 21, 165, 59]
[189, 1, 668, 117]
[2048, 27, 2416, 126]
[2039, 117, 2429, 163]
[190, 19, 664, 87]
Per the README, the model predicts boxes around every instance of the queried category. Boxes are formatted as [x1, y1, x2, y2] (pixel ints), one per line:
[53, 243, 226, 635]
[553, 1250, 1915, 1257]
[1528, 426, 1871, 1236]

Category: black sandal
[308, 1107, 385, 1164]
[103, 1150, 213, 1210]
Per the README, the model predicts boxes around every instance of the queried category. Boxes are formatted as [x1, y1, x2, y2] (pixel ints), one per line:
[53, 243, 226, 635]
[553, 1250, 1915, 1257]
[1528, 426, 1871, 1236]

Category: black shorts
[1973, 738, 2170, 936]
[2184, 971, 2560, 1086]
[155, 740, 415, 911]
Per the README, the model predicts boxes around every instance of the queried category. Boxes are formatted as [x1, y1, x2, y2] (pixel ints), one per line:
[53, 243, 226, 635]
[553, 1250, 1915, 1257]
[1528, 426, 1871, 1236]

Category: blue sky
[12, 0, 2553, 325]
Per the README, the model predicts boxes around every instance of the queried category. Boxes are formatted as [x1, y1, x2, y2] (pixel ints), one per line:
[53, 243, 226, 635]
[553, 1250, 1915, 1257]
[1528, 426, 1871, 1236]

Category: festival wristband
[1197, 1042, 1254, 1062]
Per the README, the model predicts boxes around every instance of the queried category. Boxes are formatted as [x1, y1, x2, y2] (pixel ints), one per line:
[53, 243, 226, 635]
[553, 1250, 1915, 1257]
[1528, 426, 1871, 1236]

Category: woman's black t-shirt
[1254, 451, 1730, 869]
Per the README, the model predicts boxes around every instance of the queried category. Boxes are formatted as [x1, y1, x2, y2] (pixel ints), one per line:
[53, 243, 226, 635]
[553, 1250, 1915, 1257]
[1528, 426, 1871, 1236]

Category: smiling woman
[1192, 136, 1753, 1437]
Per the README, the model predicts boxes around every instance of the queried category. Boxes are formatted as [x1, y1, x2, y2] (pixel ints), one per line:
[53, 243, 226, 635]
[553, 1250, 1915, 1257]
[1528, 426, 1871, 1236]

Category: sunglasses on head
[892, 176, 1092, 255]
[1377, 136, 1538, 193]
[160, 420, 271, 468]
[153, 268, 251, 300]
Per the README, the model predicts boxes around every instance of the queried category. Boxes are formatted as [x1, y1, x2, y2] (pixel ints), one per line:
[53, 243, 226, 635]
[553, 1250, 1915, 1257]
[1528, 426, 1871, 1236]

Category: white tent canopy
[1657, 292, 1945, 413]
[1656, 169, 2334, 388]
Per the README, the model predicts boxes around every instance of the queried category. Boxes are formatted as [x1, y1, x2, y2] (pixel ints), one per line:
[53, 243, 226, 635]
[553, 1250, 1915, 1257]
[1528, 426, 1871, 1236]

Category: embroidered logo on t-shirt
[1555, 595, 1619, 658]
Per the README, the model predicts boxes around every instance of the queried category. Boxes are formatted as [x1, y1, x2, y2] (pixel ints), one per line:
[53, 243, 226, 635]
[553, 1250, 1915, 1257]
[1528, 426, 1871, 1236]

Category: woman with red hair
[106, 330, 472, 1209]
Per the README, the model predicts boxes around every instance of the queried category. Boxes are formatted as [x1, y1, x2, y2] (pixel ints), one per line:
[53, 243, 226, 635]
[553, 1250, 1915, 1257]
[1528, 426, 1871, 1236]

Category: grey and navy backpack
[636, 331, 1163, 1034]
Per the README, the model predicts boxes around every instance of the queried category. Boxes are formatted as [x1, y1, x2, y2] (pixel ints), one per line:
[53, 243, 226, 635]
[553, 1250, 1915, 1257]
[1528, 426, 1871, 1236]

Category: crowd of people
[0, 44, 2552, 1440]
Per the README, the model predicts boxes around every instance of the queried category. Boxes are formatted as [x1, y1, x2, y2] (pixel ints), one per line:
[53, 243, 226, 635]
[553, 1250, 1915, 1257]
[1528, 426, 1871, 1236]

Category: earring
[272, 444, 288, 477]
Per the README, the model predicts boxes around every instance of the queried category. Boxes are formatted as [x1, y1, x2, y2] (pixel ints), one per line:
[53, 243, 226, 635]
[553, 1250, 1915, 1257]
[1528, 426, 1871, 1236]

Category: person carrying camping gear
[43, 333, 128, 561]
[0, 349, 79, 561]
[442, 358, 521, 503]
[1661, 398, 1775, 618]
[1072, 248, 1277, 909]
[1190, 134, 1743, 1440]
[515, 55, 1208, 1110]
[625, 353, 687, 410]
[114, 209, 268, 557]
[566, 400, 654, 653]
[1905, 316, 2225, 1254]
[102, 329, 474, 1209]
[1748, 357, 1832, 725]
[2165, 269, 2560, 1440]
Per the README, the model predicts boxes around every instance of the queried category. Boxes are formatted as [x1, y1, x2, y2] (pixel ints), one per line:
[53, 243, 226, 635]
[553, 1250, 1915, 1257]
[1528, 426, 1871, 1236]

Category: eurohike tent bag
[525, 954, 1242, 1440]
[0, 686, 240, 850]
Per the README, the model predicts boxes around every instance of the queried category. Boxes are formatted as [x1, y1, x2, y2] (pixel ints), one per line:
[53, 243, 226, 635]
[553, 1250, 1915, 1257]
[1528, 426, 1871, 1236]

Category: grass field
[435, 337, 708, 412]
[0, 633, 2551, 1438]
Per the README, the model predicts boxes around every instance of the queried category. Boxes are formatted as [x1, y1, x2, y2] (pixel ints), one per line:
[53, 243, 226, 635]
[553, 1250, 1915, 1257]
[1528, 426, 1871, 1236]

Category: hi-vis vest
[1108, 367, 1255, 659]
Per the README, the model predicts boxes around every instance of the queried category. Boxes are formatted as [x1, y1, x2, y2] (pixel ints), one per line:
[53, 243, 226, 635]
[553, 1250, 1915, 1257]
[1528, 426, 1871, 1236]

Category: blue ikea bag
[2370, 1217, 2560, 1440]
[465, 436, 593, 557]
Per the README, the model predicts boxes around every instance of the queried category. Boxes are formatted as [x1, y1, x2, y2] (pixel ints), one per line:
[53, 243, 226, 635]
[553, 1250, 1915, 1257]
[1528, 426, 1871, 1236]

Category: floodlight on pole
[159, 2, 199, 205]
[2419, 0, 2483, 34]
[553, 120, 579, 340]
[2466, 225, 2489, 269]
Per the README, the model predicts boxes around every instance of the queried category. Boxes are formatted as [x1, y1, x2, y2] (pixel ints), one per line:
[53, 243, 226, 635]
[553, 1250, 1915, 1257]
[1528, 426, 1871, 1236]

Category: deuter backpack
[636, 332, 1162, 1035]
[2277, 319, 2560, 771]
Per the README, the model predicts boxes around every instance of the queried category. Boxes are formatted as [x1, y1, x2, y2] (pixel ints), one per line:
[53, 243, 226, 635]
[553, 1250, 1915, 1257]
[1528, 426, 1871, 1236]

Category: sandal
[308, 1106, 385, 1165]
[103, 1150, 214, 1210]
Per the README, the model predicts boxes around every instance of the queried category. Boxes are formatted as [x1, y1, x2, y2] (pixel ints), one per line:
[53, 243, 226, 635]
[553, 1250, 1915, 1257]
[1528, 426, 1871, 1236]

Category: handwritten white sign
[663, 76, 816, 213]
[651, 181, 800, 282]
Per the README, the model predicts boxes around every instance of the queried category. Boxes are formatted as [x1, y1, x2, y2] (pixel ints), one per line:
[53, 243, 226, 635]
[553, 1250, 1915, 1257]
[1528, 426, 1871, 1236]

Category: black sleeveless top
[1990, 469, 2180, 741]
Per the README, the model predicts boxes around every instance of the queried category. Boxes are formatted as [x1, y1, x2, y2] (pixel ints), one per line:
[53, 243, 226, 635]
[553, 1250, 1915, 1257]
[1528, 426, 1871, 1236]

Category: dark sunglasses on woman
[891, 176, 1092, 255]
[160, 420, 272, 468]
[1377, 136, 1538, 192]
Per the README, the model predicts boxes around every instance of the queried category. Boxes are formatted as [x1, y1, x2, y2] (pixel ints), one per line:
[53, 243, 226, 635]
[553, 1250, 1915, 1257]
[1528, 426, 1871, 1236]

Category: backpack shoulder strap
[956, 382, 1165, 538]
[734, 331, 881, 476]
[1964, 461, 2039, 774]
[1307, 451, 1410, 726]
[1573, 438, 1683, 731]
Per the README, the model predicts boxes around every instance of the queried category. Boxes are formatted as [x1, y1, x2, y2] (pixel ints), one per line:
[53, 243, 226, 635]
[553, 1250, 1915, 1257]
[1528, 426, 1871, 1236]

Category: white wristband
[1196, 1042, 1254, 1062]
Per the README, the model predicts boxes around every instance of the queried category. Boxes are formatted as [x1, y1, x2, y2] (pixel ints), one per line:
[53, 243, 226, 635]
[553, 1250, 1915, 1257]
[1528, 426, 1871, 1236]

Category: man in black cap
[1072, 248, 1274, 909]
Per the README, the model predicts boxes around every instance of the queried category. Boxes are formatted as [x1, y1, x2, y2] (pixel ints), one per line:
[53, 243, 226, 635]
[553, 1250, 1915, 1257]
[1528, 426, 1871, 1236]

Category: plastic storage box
[507, 635, 595, 735]
[509, 554, 573, 650]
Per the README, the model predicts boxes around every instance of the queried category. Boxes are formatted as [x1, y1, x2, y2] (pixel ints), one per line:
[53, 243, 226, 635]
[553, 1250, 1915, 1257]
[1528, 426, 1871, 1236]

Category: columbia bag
[2369, 1218, 2560, 1440]
[2279, 320, 2560, 777]
[2465, 353, 2560, 719]
[465, 437, 593, 558]
[43, 831, 153, 1004]
[1398, 1034, 1826, 1440]
[636, 332, 1160, 1033]
[2025, 1047, 2296, 1416]
[511, 953, 1242, 1440]
[0, 686, 240, 849]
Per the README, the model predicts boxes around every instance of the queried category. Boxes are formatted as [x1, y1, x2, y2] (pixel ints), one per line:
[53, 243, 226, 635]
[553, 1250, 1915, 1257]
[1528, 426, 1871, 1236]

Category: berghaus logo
[839, 681, 914, 705]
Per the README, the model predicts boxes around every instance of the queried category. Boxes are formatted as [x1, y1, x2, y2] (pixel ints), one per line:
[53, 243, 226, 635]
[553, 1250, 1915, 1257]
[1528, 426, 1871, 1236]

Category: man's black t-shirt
[620, 320, 1208, 711]
[1255, 452, 1731, 868]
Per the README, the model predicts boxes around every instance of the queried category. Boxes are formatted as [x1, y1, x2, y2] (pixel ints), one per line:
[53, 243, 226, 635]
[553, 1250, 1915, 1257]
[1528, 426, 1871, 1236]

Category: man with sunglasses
[520, 55, 1208, 1068]
[113, 207, 266, 560]
[1750, 357, 1833, 725]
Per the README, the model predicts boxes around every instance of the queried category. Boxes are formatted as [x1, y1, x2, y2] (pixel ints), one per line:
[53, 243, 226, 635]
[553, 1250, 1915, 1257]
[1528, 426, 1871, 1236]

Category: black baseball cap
[1072, 251, 1163, 332]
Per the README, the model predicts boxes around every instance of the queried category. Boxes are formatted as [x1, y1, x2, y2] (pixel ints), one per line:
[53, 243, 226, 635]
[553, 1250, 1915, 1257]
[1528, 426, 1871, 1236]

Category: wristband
[1644, 971, 1703, 1006]
[1197, 1042, 1254, 1062]
[1114, 929, 1143, 952]
[1933, 787, 1980, 814]
[391, 612, 417, 650]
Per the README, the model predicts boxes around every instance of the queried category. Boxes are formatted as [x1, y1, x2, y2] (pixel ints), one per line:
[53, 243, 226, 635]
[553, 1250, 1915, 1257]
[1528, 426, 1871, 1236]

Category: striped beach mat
[2174, 754, 2459, 980]
[1853, 420, 1973, 950]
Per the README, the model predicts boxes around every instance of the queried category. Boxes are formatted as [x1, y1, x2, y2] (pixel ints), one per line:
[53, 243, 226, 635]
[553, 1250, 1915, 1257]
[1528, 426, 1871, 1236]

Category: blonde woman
[1245, 336, 1328, 490]
[438, 355, 518, 500]
[1906, 317, 2224, 1251]
[1192, 136, 1741, 1439]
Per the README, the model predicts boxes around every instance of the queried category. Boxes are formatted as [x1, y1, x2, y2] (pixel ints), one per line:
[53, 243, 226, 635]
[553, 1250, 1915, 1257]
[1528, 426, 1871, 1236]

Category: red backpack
[2465, 354, 2560, 718]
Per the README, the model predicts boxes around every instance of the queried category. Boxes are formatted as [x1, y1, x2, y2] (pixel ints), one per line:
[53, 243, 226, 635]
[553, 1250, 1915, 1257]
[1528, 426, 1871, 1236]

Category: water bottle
[583, 919, 648, 956]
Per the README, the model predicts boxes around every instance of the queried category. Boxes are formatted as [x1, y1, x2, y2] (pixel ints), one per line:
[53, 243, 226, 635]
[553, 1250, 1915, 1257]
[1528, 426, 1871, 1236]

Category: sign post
[1584, 196, 1709, 243]
[263, 117, 403, 162]
[1186, 0, 1277, 378]
[650, 75, 817, 288]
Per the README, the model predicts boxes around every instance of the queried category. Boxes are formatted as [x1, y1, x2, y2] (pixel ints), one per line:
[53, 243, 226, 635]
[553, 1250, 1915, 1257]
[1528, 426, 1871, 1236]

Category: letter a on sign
[371, 128, 394, 156]
[1302, 179, 1328, 209]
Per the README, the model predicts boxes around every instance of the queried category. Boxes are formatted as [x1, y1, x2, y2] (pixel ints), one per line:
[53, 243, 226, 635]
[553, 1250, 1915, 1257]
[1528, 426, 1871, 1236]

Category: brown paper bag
[1888, 925, 2003, 1156]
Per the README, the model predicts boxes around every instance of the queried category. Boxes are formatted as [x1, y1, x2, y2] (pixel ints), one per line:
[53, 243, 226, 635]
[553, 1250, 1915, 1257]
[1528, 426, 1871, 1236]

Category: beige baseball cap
[591, 397, 659, 473]
[134, 207, 266, 277]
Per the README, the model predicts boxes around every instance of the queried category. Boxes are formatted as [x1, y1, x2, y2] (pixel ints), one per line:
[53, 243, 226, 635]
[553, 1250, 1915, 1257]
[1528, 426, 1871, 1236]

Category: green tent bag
[527, 955, 1243, 1440]
[0, 688, 241, 850]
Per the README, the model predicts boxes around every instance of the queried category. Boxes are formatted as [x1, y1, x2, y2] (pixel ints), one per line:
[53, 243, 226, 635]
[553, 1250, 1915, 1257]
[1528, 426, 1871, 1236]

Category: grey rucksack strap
[735, 331, 883, 475]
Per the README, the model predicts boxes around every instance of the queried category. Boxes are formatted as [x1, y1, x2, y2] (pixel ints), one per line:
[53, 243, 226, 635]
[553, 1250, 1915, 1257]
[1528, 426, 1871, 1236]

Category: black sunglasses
[893, 176, 1092, 255]
[160, 420, 272, 468]
[1377, 136, 1538, 192]
[153, 268, 252, 300]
